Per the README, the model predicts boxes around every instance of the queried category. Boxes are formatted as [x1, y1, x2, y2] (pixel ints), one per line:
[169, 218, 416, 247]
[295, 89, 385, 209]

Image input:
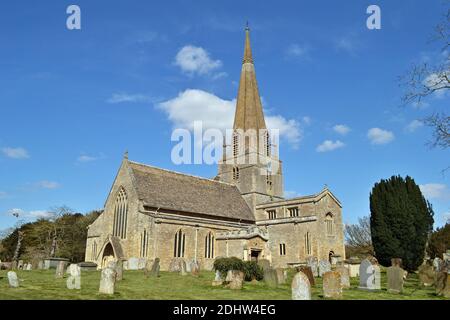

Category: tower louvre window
[232, 167, 240, 181]
[112, 187, 128, 239]
[267, 209, 277, 220]
[233, 134, 239, 157]
[279, 243, 286, 256]
[305, 232, 312, 255]
[288, 207, 299, 217]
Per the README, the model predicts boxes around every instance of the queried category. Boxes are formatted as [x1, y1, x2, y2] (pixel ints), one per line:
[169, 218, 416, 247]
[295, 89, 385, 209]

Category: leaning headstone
[55, 261, 66, 279]
[7, 271, 19, 288]
[115, 260, 123, 281]
[306, 257, 319, 277]
[275, 268, 286, 285]
[386, 266, 404, 294]
[212, 270, 223, 286]
[359, 259, 381, 290]
[435, 271, 447, 296]
[99, 267, 116, 295]
[418, 262, 435, 287]
[297, 266, 315, 286]
[335, 265, 350, 289]
[127, 257, 139, 270]
[323, 271, 342, 299]
[225, 270, 244, 290]
[150, 258, 160, 277]
[318, 260, 331, 277]
[291, 271, 311, 300]
[66, 264, 81, 290]
[257, 259, 271, 271]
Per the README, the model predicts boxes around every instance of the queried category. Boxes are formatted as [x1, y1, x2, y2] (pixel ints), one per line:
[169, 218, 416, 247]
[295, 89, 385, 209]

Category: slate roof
[128, 161, 255, 222]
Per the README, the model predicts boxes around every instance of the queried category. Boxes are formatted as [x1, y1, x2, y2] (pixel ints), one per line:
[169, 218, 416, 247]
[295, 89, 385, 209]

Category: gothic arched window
[205, 232, 215, 259]
[112, 187, 128, 239]
[232, 167, 240, 181]
[325, 213, 334, 236]
[174, 229, 186, 258]
[305, 232, 312, 255]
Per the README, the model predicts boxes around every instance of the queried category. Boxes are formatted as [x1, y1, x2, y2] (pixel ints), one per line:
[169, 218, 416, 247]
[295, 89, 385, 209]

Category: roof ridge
[127, 160, 236, 187]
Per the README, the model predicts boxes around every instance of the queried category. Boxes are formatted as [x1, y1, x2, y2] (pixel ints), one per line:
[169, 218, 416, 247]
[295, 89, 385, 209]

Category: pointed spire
[243, 23, 253, 64]
[233, 25, 266, 132]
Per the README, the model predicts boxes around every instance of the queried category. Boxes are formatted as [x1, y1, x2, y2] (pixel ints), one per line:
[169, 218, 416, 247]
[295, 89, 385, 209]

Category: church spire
[233, 25, 267, 132]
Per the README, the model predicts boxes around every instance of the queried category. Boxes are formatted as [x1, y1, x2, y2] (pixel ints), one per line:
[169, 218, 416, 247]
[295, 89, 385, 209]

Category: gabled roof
[127, 160, 255, 222]
[256, 187, 342, 208]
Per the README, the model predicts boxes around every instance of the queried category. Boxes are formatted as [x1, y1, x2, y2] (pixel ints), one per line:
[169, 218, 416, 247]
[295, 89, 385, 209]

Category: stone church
[85, 27, 345, 270]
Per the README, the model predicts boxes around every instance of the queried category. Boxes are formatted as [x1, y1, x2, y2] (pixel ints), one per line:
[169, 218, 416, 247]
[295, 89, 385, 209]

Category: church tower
[218, 26, 284, 212]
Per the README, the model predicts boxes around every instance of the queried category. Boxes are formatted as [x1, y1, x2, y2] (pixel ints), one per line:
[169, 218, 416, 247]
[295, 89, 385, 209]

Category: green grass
[0, 268, 446, 300]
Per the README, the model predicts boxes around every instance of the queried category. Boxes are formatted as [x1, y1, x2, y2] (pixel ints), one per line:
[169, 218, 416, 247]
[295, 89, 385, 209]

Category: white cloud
[174, 45, 222, 76]
[302, 116, 311, 125]
[0, 191, 7, 199]
[333, 124, 351, 135]
[411, 101, 430, 109]
[442, 211, 450, 224]
[107, 93, 154, 104]
[419, 183, 450, 201]
[77, 154, 101, 163]
[286, 43, 311, 59]
[316, 140, 345, 152]
[158, 89, 302, 148]
[35, 180, 61, 189]
[7, 208, 55, 220]
[367, 128, 395, 145]
[2, 147, 29, 159]
[424, 71, 450, 98]
[405, 120, 424, 133]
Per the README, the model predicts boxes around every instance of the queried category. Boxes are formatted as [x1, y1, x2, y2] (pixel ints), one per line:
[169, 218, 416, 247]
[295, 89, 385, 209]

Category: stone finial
[124, 150, 128, 160]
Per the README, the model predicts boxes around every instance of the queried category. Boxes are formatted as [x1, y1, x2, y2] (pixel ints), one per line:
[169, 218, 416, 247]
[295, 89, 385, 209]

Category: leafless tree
[46, 205, 74, 257]
[345, 216, 372, 248]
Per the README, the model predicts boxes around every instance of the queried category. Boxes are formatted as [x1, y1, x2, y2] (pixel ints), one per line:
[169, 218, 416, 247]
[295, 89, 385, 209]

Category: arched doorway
[102, 242, 115, 268]
[328, 250, 335, 263]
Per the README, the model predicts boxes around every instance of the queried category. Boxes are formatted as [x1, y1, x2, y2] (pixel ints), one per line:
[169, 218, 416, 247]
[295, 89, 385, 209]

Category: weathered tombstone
[212, 270, 223, 286]
[99, 267, 116, 295]
[263, 268, 278, 288]
[11, 261, 17, 270]
[275, 268, 286, 285]
[433, 257, 443, 272]
[323, 271, 342, 299]
[180, 260, 188, 276]
[150, 258, 160, 277]
[386, 266, 404, 294]
[418, 262, 435, 287]
[26, 263, 32, 271]
[257, 259, 271, 271]
[435, 271, 447, 296]
[138, 258, 147, 270]
[318, 260, 331, 277]
[306, 256, 319, 277]
[391, 258, 402, 268]
[66, 264, 81, 290]
[55, 261, 66, 279]
[115, 260, 123, 281]
[359, 259, 381, 290]
[127, 257, 140, 270]
[225, 270, 244, 290]
[18, 260, 24, 269]
[297, 266, 315, 286]
[7, 271, 19, 288]
[38, 260, 44, 270]
[190, 260, 200, 276]
[169, 258, 186, 272]
[335, 265, 350, 289]
[291, 271, 311, 300]
[345, 257, 361, 278]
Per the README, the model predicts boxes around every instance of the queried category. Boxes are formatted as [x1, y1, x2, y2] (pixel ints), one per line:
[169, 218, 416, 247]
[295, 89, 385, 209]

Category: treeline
[0, 208, 101, 263]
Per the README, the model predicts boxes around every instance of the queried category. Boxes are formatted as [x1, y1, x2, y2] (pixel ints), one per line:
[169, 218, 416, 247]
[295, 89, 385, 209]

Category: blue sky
[0, 0, 449, 230]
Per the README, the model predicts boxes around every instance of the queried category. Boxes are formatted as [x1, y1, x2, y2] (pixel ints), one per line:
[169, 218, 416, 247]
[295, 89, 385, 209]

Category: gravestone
[99, 267, 116, 295]
[38, 261, 44, 270]
[291, 271, 311, 300]
[66, 264, 81, 290]
[264, 268, 279, 288]
[180, 260, 188, 276]
[386, 266, 404, 294]
[11, 261, 17, 270]
[225, 270, 244, 290]
[190, 260, 200, 276]
[169, 258, 186, 272]
[7, 271, 19, 288]
[26, 263, 32, 271]
[150, 258, 160, 277]
[143, 259, 152, 278]
[257, 259, 271, 271]
[212, 270, 223, 286]
[433, 257, 443, 272]
[78, 261, 97, 271]
[55, 261, 66, 279]
[138, 258, 147, 270]
[323, 271, 342, 299]
[359, 259, 381, 290]
[18, 260, 24, 269]
[435, 271, 447, 296]
[275, 268, 286, 285]
[418, 262, 435, 287]
[297, 266, 315, 286]
[306, 257, 319, 277]
[318, 260, 331, 277]
[335, 265, 350, 289]
[115, 260, 123, 281]
[344, 257, 361, 278]
[127, 257, 139, 270]
[391, 258, 402, 268]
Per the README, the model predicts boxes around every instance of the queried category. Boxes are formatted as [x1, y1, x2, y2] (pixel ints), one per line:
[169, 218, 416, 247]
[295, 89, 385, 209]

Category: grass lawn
[0, 268, 446, 300]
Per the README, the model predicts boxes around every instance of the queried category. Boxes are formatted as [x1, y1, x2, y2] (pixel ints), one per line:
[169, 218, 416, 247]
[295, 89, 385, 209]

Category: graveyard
[0, 267, 446, 300]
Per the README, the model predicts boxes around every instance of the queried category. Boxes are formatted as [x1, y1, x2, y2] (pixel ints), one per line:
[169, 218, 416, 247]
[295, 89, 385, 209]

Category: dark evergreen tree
[370, 175, 434, 271]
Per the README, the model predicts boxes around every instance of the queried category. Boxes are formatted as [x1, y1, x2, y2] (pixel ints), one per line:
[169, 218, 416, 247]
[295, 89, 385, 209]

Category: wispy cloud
[333, 124, 351, 135]
[367, 128, 395, 145]
[174, 45, 225, 78]
[286, 43, 312, 60]
[34, 180, 61, 189]
[316, 140, 345, 152]
[6, 208, 55, 220]
[107, 93, 154, 104]
[77, 153, 104, 163]
[1, 147, 29, 159]
[334, 33, 362, 56]
[419, 183, 450, 201]
[0, 191, 7, 199]
[405, 120, 424, 133]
